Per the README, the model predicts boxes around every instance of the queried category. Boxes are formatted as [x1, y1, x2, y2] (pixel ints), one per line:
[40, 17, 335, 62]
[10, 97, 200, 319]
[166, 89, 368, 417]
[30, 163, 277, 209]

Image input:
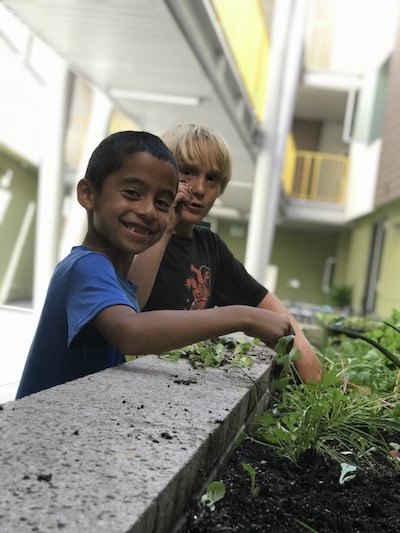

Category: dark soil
[186, 433, 400, 533]
[178, 337, 400, 532]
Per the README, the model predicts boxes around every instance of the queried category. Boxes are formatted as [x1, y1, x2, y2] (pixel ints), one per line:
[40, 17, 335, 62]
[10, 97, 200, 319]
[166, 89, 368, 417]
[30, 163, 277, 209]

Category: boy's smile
[80, 152, 178, 273]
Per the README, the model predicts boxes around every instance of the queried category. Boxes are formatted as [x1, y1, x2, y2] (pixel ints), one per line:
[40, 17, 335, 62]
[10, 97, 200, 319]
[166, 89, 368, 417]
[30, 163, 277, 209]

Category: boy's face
[176, 155, 222, 230]
[82, 152, 178, 260]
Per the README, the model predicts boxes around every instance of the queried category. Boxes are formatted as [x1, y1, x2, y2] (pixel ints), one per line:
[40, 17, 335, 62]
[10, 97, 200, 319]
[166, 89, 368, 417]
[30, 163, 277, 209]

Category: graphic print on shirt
[186, 264, 211, 310]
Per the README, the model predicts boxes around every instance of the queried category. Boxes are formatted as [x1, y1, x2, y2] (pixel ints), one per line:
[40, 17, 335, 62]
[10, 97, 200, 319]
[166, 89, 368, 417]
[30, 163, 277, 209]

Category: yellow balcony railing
[283, 150, 349, 203]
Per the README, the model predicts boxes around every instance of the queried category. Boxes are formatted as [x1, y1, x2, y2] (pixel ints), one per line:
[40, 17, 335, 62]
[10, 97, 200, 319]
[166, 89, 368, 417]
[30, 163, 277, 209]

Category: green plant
[241, 463, 260, 497]
[318, 310, 400, 396]
[328, 321, 400, 369]
[250, 336, 400, 467]
[161, 336, 260, 369]
[200, 481, 226, 511]
[327, 284, 353, 309]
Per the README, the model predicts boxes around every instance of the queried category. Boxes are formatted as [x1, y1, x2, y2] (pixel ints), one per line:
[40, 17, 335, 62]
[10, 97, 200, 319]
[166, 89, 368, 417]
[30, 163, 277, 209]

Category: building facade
[0, 0, 399, 321]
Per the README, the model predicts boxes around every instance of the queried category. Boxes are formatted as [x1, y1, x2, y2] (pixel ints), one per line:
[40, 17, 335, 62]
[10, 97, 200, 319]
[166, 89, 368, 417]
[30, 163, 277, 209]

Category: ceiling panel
[3, 0, 349, 220]
[3, 0, 255, 216]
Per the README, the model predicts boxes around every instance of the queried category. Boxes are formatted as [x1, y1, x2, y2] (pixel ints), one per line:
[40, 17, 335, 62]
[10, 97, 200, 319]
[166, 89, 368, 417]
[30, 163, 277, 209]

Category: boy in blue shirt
[17, 131, 293, 399]
[129, 125, 322, 383]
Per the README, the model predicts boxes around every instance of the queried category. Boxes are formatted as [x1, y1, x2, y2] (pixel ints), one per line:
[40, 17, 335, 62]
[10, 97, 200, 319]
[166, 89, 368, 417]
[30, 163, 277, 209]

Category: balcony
[284, 150, 348, 202]
[281, 149, 349, 227]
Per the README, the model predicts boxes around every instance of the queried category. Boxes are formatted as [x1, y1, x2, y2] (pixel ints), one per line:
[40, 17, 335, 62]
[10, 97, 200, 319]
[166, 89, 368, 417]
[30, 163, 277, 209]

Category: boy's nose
[192, 175, 206, 197]
[136, 197, 157, 220]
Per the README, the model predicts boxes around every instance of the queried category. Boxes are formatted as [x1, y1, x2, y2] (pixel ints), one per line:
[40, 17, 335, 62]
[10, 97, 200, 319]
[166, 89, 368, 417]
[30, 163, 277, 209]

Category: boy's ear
[77, 178, 94, 210]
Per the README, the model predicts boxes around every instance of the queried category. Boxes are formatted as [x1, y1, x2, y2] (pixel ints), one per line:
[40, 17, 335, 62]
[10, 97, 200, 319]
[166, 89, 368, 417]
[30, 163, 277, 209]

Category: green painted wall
[270, 228, 338, 304]
[334, 231, 351, 284]
[217, 220, 247, 262]
[217, 220, 339, 304]
[378, 220, 400, 318]
[199, 201, 400, 319]
[0, 151, 37, 303]
[368, 201, 400, 319]
[341, 220, 371, 314]
[337, 200, 400, 319]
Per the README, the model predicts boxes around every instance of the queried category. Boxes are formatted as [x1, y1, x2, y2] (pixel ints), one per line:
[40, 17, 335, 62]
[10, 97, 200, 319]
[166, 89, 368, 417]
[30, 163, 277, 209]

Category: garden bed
[173, 318, 400, 533]
[187, 434, 400, 533]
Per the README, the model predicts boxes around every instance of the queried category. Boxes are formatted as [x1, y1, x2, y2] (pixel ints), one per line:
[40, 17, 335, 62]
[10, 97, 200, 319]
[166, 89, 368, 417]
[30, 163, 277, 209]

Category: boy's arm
[128, 181, 192, 309]
[257, 292, 323, 383]
[129, 232, 172, 309]
[92, 304, 294, 356]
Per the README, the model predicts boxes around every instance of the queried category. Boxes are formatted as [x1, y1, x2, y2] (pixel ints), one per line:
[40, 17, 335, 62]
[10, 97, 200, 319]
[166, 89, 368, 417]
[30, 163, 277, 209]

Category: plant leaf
[200, 481, 226, 511]
[339, 462, 357, 485]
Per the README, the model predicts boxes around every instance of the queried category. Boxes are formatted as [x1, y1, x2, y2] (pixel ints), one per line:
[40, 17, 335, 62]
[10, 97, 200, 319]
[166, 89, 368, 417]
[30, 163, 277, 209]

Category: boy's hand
[167, 180, 193, 234]
[244, 309, 295, 350]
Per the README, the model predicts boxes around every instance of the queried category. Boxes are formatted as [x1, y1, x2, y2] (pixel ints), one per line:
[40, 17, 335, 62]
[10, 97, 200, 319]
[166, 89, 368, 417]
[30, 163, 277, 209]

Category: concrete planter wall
[0, 335, 276, 533]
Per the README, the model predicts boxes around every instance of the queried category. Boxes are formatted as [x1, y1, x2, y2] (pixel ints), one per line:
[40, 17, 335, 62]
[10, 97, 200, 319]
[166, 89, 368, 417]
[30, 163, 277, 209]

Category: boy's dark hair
[85, 131, 179, 190]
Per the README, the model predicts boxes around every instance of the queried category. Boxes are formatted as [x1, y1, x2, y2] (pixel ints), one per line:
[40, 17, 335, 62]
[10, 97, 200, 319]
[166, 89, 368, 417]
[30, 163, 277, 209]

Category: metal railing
[283, 150, 349, 203]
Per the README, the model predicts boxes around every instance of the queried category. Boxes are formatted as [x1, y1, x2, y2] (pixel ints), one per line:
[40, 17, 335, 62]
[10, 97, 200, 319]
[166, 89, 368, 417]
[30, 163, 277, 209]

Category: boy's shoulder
[193, 224, 225, 245]
[57, 245, 98, 268]
[192, 225, 232, 257]
[55, 246, 114, 278]
[51, 246, 138, 306]
[193, 224, 215, 238]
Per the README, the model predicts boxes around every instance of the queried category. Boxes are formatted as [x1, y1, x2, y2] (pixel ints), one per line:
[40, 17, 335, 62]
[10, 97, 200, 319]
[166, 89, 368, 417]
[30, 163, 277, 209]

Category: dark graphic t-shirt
[143, 226, 268, 311]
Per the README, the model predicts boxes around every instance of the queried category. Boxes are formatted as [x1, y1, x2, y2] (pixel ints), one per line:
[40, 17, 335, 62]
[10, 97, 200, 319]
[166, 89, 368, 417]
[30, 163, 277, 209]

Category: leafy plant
[200, 481, 226, 511]
[318, 310, 400, 396]
[327, 284, 353, 309]
[241, 463, 260, 497]
[328, 321, 400, 369]
[250, 335, 400, 467]
[161, 337, 260, 369]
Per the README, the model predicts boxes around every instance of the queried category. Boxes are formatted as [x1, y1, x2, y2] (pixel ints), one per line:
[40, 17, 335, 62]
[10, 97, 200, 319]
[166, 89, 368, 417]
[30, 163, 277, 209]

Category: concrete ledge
[0, 336, 276, 533]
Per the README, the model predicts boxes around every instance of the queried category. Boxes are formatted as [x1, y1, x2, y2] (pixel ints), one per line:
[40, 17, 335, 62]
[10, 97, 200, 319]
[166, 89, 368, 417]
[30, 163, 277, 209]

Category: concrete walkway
[0, 336, 276, 533]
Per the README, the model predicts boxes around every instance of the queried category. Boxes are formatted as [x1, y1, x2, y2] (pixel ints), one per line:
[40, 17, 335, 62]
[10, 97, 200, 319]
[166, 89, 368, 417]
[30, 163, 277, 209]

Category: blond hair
[161, 124, 232, 194]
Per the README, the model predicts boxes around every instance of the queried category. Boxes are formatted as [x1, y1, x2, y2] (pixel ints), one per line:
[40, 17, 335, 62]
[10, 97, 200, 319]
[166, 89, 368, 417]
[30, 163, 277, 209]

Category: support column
[58, 89, 113, 261]
[244, 0, 310, 282]
[33, 54, 72, 311]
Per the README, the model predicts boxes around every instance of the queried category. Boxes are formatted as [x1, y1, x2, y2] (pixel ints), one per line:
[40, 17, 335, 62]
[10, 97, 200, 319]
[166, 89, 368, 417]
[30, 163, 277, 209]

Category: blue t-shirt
[16, 246, 140, 399]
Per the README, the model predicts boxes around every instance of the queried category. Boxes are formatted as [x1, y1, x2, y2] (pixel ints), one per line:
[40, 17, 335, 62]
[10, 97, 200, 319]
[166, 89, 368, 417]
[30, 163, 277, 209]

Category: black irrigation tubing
[328, 326, 400, 369]
[384, 321, 400, 335]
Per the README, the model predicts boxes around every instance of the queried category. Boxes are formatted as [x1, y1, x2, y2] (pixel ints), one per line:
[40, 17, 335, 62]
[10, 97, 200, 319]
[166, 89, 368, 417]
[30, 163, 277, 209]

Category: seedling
[339, 462, 357, 484]
[200, 481, 226, 511]
[242, 462, 260, 497]
[161, 337, 259, 369]
[390, 442, 400, 460]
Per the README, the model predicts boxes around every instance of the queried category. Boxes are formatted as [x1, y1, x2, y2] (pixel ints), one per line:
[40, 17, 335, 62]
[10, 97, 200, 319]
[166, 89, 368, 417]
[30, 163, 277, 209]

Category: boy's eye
[123, 189, 140, 198]
[156, 198, 172, 211]
[179, 168, 194, 177]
